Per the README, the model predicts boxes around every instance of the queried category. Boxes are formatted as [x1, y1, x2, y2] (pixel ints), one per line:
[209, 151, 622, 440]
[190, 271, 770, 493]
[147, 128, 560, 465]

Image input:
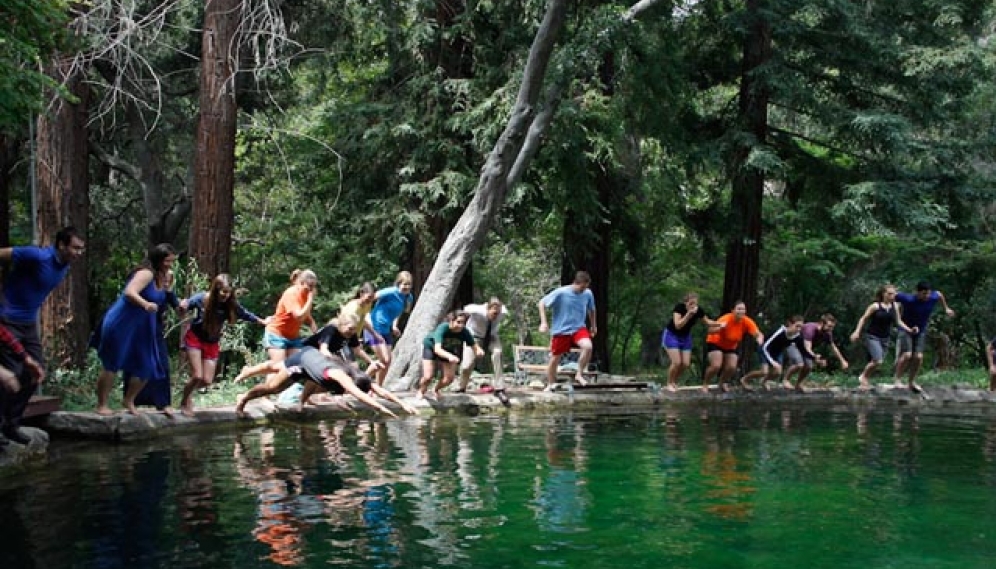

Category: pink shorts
[550, 328, 591, 356]
[183, 329, 221, 360]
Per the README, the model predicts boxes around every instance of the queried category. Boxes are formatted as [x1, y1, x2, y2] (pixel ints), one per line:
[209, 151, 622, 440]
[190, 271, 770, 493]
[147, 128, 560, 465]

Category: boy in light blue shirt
[538, 271, 596, 390]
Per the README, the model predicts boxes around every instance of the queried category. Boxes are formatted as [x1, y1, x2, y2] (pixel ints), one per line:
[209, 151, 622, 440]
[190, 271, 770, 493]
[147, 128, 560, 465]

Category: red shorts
[183, 329, 221, 360]
[550, 328, 591, 356]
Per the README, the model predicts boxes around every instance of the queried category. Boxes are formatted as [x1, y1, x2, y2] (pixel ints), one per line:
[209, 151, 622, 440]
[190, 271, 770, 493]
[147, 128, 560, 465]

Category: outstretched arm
[332, 371, 397, 418]
[370, 383, 418, 415]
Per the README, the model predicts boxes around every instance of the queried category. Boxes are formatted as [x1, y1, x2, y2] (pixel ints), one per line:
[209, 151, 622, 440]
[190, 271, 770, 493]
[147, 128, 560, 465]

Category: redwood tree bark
[189, 0, 241, 276]
[36, 59, 90, 369]
[722, 0, 771, 313]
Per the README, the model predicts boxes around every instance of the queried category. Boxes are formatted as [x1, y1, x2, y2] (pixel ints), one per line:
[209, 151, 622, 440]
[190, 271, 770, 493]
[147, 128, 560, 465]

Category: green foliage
[0, 0, 71, 133]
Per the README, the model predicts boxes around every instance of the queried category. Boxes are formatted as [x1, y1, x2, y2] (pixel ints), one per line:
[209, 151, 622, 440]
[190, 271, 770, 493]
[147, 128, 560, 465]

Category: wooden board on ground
[514, 345, 598, 380]
[24, 395, 62, 419]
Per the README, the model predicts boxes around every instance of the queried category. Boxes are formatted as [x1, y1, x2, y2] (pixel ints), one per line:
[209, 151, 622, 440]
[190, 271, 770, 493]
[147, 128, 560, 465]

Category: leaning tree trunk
[189, 0, 241, 275]
[384, 0, 570, 390]
[36, 59, 91, 369]
[722, 0, 770, 313]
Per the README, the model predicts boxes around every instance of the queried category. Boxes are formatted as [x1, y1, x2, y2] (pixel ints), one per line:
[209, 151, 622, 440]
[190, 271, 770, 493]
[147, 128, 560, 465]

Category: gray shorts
[896, 329, 927, 354]
[865, 334, 890, 363]
[784, 344, 812, 368]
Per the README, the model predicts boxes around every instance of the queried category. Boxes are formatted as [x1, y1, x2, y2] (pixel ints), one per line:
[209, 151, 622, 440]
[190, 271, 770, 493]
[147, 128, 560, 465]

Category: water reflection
[3, 407, 996, 569]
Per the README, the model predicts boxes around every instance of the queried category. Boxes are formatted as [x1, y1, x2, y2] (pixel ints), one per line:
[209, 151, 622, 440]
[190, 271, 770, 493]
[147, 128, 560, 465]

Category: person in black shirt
[661, 292, 721, 392]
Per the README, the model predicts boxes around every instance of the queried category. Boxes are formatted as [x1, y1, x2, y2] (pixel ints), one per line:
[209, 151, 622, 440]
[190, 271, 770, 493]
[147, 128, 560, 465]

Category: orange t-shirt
[705, 313, 759, 350]
[265, 285, 311, 339]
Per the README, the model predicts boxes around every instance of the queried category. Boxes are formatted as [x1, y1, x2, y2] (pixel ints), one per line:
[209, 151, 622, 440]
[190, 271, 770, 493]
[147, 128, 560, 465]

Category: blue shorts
[662, 330, 693, 351]
[364, 328, 395, 347]
[263, 331, 304, 350]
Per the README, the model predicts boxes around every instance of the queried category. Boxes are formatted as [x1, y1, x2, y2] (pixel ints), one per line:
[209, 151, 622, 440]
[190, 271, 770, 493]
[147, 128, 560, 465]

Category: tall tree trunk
[385, 0, 570, 389]
[722, 0, 771, 313]
[36, 60, 90, 369]
[0, 135, 22, 247]
[189, 0, 241, 275]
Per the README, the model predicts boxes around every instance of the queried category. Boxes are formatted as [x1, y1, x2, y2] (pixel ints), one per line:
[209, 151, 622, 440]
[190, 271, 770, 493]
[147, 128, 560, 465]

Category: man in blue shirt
[0, 227, 85, 445]
[538, 271, 597, 390]
[894, 281, 954, 393]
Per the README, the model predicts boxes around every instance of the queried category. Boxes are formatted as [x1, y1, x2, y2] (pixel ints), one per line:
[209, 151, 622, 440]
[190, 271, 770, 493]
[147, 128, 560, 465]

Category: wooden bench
[513, 345, 598, 383]
[23, 395, 62, 419]
[513, 345, 649, 391]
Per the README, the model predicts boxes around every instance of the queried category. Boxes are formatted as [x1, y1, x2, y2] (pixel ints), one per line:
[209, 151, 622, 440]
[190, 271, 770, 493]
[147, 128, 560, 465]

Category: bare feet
[700, 385, 711, 394]
[415, 391, 425, 400]
[125, 402, 140, 416]
[181, 404, 196, 418]
[782, 380, 794, 390]
[433, 390, 443, 400]
[858, 376, 872, 391]
[96, 406, 114, 416]
[666, 383, 677, 393]
[233, 366, 251, 384]
[234, 394, 248, 417]
[738, 378, 752, 391]
[161, 407, 175, 419]
[575, 374, 588, 387]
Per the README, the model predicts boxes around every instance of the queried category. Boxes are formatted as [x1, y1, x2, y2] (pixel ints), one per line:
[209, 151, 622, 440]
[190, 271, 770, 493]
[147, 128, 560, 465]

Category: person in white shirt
[458, 297, 509, 405]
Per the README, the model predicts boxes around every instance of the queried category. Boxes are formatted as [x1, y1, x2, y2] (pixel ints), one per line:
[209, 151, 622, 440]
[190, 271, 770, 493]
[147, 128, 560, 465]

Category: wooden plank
[23, 395, 62, 419]
[571, 382, 648, 390]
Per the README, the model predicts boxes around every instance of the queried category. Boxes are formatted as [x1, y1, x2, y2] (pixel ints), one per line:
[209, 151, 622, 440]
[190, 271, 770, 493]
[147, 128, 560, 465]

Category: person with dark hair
[702, 301, 764, 393]
[233, 346, 417, 417]
[94, 243, 178, 416]
[458, 297, 509, 403]
[661, 292, 721, 392]
[538, 271, 597, 390]
[417, 311, 482, 400]
[178, 273, 269, 417]
[0, 226, 84, 444]
[893, 281, 955, 392]
[782, 313, 849, 390]
[740, 315, 818, 390]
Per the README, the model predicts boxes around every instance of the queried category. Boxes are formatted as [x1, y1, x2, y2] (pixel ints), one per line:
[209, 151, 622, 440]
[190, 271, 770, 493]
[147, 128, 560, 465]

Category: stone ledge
[0, 382, 990, 472]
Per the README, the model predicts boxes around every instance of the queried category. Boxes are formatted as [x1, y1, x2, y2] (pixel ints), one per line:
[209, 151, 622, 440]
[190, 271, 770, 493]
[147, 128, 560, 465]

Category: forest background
[3, 0, 996, 396]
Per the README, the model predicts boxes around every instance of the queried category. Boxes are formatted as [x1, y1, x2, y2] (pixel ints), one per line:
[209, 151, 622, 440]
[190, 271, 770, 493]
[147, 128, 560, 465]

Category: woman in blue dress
[94, 243, 178, 416]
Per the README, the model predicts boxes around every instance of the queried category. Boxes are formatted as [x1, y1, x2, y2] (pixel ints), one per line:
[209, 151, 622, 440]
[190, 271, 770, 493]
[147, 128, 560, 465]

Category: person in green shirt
[416, 311, 483, 400]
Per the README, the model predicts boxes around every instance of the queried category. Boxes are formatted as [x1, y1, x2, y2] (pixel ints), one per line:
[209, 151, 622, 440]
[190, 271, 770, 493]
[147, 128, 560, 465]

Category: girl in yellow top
[264, 269, 318, 363]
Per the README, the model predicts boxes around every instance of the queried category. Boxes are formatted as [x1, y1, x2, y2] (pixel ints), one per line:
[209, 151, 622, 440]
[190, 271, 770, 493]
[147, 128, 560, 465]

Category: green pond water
[3, 404, 996, 569]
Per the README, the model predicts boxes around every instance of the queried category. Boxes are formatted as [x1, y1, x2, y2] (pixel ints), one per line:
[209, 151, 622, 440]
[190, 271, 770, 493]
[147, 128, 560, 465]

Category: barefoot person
[178, 274, 270, 417]
[740, 315, 818, 391]
[893, 281, 955, 392]
[0, 226, 84, 444]
[849, 284, 915, 390]
[264, 269, 318, 365]
[782, 313, 849, 390]
[457, 297, 510, 405]
[702, 301, 764, 393]
[417, 311, 482, 400]
[661, 292, 721, 392]
[95, 244, 178, 415]
[233, 347, 416, 417]
[538, 271, 597, 390]
[365, 271, 415, 385]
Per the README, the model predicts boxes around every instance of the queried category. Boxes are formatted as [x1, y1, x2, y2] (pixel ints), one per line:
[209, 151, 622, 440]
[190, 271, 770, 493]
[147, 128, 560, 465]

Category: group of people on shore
[661, 282, 957, 394]
[78, 245, 513, 419]
[0, 228, 984, 449]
